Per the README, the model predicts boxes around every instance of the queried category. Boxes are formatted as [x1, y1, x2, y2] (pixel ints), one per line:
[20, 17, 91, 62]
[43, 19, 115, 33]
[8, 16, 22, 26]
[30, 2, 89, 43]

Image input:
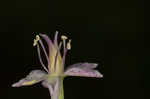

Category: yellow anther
[33, 39, 37, 46]
[36, 35, 40, 41]
[61, 35, 68, 40]
[67, 39, 71, 50]
[33, 35, 40, 46]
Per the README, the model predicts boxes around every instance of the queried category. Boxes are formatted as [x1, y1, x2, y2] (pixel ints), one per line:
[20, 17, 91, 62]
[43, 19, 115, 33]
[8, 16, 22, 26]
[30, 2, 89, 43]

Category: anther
[36, 35, 40, 41]
[67, 39, 71, 50]
[33, 35, 40, 46]
[61, 35, 68, 40]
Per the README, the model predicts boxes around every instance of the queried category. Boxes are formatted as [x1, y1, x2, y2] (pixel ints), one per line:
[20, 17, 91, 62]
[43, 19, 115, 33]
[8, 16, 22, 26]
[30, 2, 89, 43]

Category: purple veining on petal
[12, 70, 47, 87]
[64, 63, 103, 78]
[39, 34, 53, 47]
[37, 44, 49, 72]
[66, 63, 98, 70]
[64, 67, 103, 78]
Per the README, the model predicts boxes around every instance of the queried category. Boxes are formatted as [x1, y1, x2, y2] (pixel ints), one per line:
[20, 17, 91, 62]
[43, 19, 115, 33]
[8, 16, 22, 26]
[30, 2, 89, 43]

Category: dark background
[0, 0, 147, 99]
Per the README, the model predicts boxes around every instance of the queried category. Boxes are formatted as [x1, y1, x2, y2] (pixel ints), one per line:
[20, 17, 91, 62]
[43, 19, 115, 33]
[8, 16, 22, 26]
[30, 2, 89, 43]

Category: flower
[12, 31, 103, 99]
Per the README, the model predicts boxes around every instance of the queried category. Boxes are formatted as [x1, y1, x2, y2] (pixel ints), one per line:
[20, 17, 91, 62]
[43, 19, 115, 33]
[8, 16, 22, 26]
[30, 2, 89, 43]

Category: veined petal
[66, 62, 98, 69]
[64, 63, 103, 78]
[39, 34, 53, 47]
[12, 70, 47, 87]
[12, 79, 31, 87]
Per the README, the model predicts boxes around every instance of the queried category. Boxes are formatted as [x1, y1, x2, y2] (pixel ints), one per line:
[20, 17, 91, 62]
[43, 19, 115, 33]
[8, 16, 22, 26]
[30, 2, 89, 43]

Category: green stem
[50, 77, 64, 99]
[58, 77, 64, 99]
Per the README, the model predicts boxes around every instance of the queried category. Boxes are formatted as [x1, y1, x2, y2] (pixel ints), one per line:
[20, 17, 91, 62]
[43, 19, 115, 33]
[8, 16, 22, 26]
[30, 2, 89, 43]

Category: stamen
[61, 36, 71, 66]
[33, 39, 37, 46]
[33, 34, 49, 72]
[37, 44, 49, 73]
[61, 35, 68, 40]
[61, 35, 68, 55]
[39, 34, 53, 71]
[38, 40, 50, 66]
[33, 35, 40, 46]
[67, 39, 71, 50]
[36, 35, 40, 41]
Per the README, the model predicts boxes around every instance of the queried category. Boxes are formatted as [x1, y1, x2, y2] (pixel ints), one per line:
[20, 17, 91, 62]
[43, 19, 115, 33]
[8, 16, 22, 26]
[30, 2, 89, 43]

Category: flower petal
[12, 70, 47, 87]
[12, 79, 29, 87]
[39, 34, 53, 47]
[66, 62, 98, 69]
[64, 63, 103, 78]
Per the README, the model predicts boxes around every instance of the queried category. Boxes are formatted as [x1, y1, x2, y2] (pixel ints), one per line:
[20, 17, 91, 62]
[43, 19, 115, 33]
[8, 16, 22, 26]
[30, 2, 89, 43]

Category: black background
[0, 0, 147, 99]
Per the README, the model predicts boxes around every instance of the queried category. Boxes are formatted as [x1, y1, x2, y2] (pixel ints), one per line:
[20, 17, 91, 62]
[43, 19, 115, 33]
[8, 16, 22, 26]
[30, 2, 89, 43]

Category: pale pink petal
[12, 70, 47, 87]
[39, 33, 53, 47]
[66, 62, 98, 69]
[64, 63, 103, 78]
[12, 79, 27, 87]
